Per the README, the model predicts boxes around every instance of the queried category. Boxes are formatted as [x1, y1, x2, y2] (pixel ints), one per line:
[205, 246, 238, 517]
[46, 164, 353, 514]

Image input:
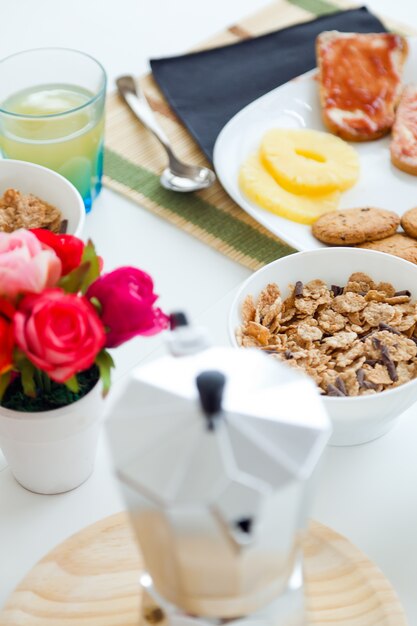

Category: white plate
[213, 37, 417, 252]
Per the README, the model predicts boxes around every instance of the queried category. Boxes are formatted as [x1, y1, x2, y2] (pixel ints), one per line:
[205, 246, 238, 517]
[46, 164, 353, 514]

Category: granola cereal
[236, 272, 417, 397]
[0, 188, 63, 233]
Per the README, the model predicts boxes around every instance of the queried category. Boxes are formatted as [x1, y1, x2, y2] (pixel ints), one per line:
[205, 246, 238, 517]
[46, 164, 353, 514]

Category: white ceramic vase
[0, 381, 105, 494]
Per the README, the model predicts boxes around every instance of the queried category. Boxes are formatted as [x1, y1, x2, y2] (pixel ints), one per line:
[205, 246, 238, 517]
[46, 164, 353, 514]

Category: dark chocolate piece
[59, 219, 68, 234]
[284, 349, 294, 359]
[326, 384, 345, 397]
[356, 368, 378, 390]
[295, 281, 304, 298]
[335, 376, 347, 396]
[331, 285, 344, 297]
[356, 368, 365, 386]
[379, 322, 401, 335]
[394, 290, 411, 297]
[372, 337, 382, 350]
[386, 361, 398, 382]
[380, 345, 398, 382]
[363, 380, 379, 390]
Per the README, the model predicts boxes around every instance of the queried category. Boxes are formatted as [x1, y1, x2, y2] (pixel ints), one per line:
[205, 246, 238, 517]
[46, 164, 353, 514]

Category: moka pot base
[139, 554, 306, 626]
[0, 512, 406, 626]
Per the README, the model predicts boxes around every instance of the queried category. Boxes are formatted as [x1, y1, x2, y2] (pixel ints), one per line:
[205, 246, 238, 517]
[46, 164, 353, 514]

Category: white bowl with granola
[229, 248, 417, 446]
[0, 159, 85, 236]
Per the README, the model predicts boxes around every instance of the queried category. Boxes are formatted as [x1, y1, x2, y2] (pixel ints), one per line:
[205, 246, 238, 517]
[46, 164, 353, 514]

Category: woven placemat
[103, 0, 413, 272]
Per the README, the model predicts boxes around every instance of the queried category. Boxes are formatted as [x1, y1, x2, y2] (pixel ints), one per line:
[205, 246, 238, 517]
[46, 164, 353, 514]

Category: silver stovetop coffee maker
[107, 315, 331, 626]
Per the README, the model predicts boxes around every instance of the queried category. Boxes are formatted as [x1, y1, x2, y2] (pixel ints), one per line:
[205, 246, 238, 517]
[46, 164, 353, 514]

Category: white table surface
[1, 0, 417, 622]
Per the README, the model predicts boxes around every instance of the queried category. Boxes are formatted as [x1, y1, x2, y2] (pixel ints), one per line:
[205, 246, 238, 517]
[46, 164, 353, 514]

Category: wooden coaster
[0, 512, 407, 626]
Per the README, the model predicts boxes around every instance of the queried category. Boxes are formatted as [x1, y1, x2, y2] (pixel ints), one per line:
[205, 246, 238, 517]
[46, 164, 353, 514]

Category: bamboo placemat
[103, 0, 413, 272]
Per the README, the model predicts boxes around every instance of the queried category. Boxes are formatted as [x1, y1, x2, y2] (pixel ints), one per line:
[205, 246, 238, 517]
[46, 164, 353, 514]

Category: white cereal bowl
[0, 159, 85, 236]
[228, 248, 417, 446]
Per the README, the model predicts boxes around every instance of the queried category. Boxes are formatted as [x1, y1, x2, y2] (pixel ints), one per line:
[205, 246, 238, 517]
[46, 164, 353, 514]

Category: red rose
[86, 267, 169, 348]
[14, 289, 106, 383]
[0, 298, 15, 375]
[31, 229, 84, 276]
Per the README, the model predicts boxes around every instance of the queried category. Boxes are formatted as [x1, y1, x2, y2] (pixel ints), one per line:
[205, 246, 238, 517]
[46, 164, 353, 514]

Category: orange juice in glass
[0, 48, 106, 212]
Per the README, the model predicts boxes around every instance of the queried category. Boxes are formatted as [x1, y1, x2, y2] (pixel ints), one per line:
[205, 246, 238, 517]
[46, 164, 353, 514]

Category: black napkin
[150, 7, 386, 162]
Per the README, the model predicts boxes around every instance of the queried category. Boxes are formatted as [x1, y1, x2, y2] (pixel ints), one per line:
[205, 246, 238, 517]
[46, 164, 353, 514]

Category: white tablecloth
[1, 0, 417, 622]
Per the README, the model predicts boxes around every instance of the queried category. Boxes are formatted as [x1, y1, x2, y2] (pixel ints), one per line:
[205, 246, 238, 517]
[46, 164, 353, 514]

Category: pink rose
[0, 229, 61, 300]
[86, 267, 169, 348]
[14, 289, 106, 383]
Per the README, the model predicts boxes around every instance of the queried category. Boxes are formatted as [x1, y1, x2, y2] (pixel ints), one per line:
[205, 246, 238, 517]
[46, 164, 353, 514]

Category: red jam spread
[321, 34, 405, 130]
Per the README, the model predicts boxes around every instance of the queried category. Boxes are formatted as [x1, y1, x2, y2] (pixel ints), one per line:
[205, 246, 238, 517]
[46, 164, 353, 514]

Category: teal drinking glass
[0, 48, 107, 212]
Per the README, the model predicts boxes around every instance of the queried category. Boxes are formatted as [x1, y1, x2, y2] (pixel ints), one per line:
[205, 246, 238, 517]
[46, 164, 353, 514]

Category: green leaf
[65, 376, 79, 394]
[95, 350, 115, 397]
[59, 261, 91, 294]
[0, 371, 11, 402]
[89, 296, 102, 315]
[20, 361, 36, 398]
[13, 347, 30, 365]
[79, 240, 100, 294]
[58, 241, 100, 295]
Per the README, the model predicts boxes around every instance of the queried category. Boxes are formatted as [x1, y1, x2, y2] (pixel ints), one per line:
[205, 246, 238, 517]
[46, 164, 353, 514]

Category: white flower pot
[0, 381, 105, 494]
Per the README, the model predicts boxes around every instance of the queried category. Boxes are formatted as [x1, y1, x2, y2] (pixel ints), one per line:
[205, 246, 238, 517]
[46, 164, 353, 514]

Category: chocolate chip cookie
[312, 207, 400, 245]
[401, 207, 417, 239]
[357, 233, 417, 264]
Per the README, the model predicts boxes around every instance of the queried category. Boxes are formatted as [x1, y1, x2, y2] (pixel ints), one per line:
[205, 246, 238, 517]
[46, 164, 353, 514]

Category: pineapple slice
[239, 152, 340, 225]
[260, 128, 359, 195]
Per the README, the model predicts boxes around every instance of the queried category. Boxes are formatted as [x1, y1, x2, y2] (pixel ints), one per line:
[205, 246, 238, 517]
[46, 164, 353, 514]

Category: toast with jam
[316, 31, 408, 141]
[390, 84, 417, 175]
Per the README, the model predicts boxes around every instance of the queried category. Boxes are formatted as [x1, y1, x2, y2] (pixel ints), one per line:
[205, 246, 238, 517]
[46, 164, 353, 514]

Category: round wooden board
[0, 513, 407, 626]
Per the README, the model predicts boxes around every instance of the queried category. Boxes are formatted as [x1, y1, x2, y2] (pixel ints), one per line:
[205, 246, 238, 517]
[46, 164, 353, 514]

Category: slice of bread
[390, 84, 417, 175]
[316, 31, 408, 141]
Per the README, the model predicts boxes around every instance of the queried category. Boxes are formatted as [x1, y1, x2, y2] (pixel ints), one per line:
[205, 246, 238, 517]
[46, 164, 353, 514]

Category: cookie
[357, 233, 417, 264]
[401, 207, 417, 239]
[312, 207, 400, 245]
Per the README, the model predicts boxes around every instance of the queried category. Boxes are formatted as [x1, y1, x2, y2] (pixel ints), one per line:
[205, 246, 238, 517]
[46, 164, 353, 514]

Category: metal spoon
[116, 76, 216, 192]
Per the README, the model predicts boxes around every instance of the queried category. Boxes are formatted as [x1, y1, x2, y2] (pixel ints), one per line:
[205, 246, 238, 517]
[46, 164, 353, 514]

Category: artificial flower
[0, 298, 15, 374]
[31, 229, 84, 276]
[14, 289, 106, 383]
[86, 266, 169, 347]
[0, 229, 61, 300]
